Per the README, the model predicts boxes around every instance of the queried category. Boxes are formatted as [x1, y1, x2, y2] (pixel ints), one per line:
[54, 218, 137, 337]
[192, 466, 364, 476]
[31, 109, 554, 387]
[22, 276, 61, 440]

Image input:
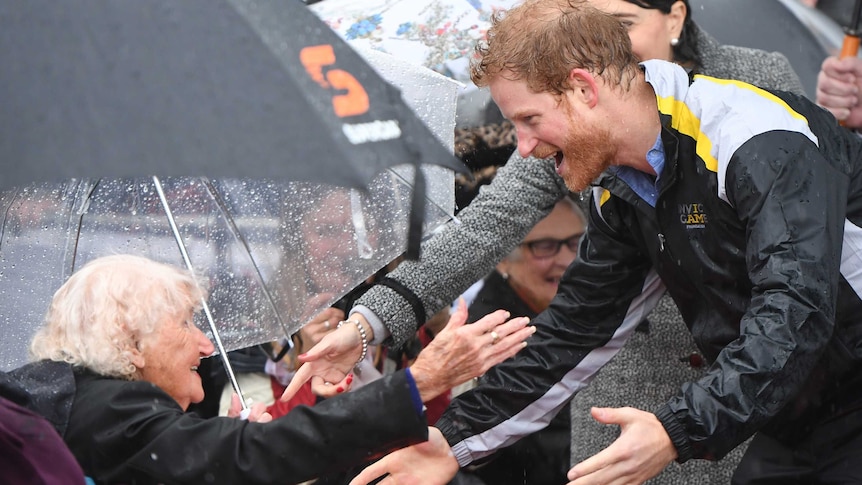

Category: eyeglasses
[521, 233, 583, 259]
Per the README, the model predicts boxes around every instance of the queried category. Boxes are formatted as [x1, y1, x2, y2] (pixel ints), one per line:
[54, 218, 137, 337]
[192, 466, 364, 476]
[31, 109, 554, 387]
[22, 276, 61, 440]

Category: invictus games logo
[679, 203, 707, 229]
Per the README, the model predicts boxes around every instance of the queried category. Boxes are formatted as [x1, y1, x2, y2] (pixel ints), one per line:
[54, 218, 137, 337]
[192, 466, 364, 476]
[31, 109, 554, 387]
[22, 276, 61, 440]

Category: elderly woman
[5, 255, 532, 485]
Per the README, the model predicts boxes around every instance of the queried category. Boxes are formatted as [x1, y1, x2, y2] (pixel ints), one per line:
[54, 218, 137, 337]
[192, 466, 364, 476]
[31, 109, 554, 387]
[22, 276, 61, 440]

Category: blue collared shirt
[609, 133, 665, 207]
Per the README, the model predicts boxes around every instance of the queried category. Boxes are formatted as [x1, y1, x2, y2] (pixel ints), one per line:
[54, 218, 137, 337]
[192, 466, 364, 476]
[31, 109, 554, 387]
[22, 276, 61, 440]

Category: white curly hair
[30, 254, 206, 379]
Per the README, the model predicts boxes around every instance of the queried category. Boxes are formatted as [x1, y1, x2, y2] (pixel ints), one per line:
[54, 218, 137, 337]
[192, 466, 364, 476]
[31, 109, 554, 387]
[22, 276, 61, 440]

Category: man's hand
[817, 56, 862, 129]
[349, 427, 459, 485]
[227, 394, 272, 423]
[410, 299, 534, 402]
[567, 407, 676, 485]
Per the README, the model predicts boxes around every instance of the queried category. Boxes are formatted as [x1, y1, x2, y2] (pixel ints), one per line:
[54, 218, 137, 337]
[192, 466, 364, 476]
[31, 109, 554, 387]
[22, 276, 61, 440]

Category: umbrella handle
[841, 35, 860, 60]
[839, 35, 860, 127]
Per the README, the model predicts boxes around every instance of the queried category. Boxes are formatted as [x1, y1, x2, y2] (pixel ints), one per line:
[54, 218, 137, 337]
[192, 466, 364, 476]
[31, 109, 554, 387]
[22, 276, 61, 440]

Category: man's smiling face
[490, 72, 615, 192]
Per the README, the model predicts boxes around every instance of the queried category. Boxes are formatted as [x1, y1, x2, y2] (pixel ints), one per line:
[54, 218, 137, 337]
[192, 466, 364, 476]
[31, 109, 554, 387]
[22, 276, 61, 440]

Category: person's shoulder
[706, 44, 793, 73]
[3, 360, 77, 434]
[695, 26, 803, 95]
[74, 369, 181, 410]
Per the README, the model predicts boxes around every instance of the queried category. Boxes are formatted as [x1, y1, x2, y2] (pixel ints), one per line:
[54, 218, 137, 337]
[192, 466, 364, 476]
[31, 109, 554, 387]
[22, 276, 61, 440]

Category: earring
[501, 271, 509, 280]
[670, 37, 679, 47]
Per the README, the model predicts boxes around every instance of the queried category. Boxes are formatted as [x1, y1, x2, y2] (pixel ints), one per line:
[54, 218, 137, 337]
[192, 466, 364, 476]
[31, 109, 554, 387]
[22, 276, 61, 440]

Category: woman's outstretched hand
[279, 316, 363, 402]
[409, 299, 534, 402]
[281, 299, 535, 403]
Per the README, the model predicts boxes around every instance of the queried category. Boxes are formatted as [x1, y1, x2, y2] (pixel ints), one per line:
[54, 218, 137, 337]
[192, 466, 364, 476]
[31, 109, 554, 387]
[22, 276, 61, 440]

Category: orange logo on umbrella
[300, 45, 369, 118]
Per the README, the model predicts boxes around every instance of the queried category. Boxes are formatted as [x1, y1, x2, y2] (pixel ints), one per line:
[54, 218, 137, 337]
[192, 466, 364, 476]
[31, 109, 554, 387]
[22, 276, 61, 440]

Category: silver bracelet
[337, 319, 368, 371]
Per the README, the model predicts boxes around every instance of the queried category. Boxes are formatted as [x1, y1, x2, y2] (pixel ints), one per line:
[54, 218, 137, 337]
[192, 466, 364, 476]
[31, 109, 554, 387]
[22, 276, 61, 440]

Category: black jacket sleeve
[66, 369, 427, 485]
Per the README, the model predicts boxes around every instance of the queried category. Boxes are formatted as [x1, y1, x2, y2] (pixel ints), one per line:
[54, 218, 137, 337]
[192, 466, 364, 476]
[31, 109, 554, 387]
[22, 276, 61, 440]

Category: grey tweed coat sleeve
[695, 23, 805, 96]
[355, 154, 569, 348]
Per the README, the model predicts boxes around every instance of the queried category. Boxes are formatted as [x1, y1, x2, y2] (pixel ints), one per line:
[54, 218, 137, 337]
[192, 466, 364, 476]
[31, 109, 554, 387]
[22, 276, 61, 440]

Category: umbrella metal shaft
[152, 176, 249, 413]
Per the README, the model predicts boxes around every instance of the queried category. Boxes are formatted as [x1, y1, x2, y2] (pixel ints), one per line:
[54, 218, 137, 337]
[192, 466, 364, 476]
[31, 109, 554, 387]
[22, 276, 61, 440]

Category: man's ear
[568, 68, 599, 108]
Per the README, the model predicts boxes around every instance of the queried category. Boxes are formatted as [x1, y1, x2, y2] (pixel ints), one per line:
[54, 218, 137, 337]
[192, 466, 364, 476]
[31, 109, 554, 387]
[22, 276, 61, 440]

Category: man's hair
[30, 254, 206, 379]
[471, 0, 640, 94]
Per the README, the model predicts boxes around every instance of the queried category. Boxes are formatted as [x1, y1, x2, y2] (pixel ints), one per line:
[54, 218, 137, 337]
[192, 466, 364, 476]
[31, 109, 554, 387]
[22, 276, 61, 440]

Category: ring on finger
[490, 330, 499, 345]
[324, 321, 331, 330]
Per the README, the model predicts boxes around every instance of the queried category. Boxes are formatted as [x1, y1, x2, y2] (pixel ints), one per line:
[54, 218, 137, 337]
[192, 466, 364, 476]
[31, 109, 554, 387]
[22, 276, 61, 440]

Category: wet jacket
[436, 60, 862, 465]
[353, 24, 804, 352]
[2, 360, 426, 485]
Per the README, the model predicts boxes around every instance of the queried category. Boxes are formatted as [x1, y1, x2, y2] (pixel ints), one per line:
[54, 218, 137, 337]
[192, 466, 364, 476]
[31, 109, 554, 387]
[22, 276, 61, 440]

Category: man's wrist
[654, 404, 693, 463]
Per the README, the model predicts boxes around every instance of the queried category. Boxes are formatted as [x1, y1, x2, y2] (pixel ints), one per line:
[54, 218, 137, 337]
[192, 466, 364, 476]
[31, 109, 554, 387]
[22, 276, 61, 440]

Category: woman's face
[300, 190, 376, 292]
[499, 200, 585, 312]
[587, 0, 686, 63]
[136, 308, 215, 410]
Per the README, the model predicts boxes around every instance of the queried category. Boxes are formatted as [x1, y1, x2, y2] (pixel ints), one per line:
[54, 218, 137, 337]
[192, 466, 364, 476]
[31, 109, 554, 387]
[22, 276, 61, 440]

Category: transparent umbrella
[0, 172, 453, 373]
[0, 0, 463, 414]
[1, 77, 460, 374]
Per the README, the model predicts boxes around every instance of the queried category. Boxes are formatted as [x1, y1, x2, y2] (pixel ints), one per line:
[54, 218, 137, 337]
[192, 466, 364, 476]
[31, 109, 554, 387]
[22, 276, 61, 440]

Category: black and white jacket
[437, 60, 862, 465]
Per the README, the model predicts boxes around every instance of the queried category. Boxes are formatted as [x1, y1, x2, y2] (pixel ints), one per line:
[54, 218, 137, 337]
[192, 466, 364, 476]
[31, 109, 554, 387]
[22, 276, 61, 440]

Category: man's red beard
[558, 122, 616, 192]
[529, 100, 616, 192]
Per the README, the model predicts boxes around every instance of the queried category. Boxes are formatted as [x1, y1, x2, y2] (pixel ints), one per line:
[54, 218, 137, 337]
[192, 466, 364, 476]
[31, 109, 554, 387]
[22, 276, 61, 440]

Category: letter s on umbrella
[300, 44, 370, 118]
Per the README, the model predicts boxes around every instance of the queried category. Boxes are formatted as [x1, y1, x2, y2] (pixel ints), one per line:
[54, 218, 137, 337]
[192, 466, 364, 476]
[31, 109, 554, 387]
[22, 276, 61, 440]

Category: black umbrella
[0, 0, 466, 257]
[689, 0, 844, 99]
[0, 0, 464, 188]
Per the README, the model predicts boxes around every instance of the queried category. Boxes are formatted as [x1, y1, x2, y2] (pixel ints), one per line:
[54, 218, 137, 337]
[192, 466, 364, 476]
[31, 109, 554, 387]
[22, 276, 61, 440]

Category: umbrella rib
[152, 176, 250, 412]
[199, 178, 294, 347]
[63, 179, 101, 278]
[0, 187, 21, 250]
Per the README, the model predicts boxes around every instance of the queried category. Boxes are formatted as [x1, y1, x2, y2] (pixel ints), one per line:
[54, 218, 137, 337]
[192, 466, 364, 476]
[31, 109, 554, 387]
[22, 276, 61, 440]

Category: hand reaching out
[566, 407, 676, 485]
[280, 314, 365, 402]
[409, 298, 535, 402]
[302, 305, 344, 349]
[349, 427, 459, 485]
[281, 299, 535, 403]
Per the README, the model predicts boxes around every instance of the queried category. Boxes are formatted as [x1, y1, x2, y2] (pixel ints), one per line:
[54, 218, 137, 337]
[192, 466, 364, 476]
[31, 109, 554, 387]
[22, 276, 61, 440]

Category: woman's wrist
[337, 318, 369, 369]
[348, 313, 375, 342]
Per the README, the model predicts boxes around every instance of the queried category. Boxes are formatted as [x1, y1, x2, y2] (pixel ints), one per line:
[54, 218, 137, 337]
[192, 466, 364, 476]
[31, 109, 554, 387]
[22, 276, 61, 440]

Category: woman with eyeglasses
[458, 195, 585, 485]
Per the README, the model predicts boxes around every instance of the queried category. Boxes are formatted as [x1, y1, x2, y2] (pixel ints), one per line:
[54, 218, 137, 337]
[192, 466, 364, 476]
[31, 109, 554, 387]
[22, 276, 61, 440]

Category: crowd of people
[3, 0, 862, 484]
[291, 0, 862, 484]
